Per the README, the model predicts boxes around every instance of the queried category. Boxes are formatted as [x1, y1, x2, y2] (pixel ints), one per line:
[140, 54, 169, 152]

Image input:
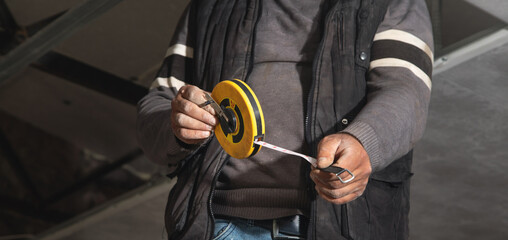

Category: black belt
[257, 215, 308, 239]
[219, 215, 308, 240]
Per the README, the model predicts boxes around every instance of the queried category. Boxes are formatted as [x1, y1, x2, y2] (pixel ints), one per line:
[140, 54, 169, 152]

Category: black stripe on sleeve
[371, 40, 433, 78]
[156, 54, 194, 83]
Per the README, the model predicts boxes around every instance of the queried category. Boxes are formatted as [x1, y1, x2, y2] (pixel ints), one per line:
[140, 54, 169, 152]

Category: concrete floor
[38, 178, 175, 240]
[409, 35, 508, 240]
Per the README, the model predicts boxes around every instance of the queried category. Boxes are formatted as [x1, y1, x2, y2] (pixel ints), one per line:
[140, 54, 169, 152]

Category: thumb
[316, 136, 342, 169]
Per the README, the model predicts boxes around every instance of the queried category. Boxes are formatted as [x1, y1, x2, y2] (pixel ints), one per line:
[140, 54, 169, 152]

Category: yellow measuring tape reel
[210, 79, 265, 159]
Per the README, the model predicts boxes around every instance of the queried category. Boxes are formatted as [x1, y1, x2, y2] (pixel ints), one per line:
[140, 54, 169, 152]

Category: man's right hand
[171, 85, 217, 145]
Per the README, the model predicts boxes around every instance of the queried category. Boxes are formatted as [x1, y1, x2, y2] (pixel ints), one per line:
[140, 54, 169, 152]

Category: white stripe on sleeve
[150, 76, 186, 90]
[370, 58, 432, 90]
[165, 44, 194, 58]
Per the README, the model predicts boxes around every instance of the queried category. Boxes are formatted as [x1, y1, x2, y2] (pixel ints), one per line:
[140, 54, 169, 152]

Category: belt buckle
[272, 220, 302, 240]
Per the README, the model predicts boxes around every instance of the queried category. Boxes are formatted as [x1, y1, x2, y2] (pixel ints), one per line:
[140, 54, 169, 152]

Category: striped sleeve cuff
[341, 121, 383, 172]
[370, 29, 433, 90]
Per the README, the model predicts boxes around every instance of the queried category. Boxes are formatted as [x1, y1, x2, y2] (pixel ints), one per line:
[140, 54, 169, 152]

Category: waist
[218, 214, 309, 239]
[212, 188, 311, 219]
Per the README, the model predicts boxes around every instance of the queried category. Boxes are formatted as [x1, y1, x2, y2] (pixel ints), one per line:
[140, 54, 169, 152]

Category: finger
[173, 97, 217, 126]
[180, 86, 210, 108]
[314, 181, 361, 200]
[172, 113, 214, 131]
[316, 136, 342, 169]
[311, 167, 349, 189]
[174, 128, 211, 143]
[312, 167, 359, 184]
[310, 169, 334, 188]
[179, 85, 206, 103]
[312, 170, 364, 192]
[316, 188, 364, 205]
[178, 86, 217, 116]
[311, 167, 354, 184]
[176, 137, 208, 146]
[311, 167, 368, 191]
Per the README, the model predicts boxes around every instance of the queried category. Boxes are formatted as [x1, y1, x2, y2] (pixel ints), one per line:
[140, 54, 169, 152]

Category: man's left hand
[310, 133, 372, 205]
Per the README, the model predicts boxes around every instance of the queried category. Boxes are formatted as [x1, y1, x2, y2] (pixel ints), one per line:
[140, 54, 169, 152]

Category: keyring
[320, 166, 355, 183]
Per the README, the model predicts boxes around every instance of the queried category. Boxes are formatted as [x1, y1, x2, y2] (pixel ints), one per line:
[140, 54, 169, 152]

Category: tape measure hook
[204, 93, 236, 131]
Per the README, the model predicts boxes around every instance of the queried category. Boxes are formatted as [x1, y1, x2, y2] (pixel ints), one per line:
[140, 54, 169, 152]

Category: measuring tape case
[211, 80, 265, 159]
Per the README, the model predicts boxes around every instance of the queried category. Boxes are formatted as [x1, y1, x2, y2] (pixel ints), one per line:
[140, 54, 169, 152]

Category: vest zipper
[305, 5, 341, 149]
[304, 3, 342, 239]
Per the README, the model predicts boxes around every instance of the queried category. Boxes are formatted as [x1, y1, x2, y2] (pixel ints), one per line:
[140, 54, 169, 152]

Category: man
[137, 0, 433, 239]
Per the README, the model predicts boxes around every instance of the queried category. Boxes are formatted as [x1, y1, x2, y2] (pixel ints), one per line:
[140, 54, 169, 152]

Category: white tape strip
[254, 140, 317, 167]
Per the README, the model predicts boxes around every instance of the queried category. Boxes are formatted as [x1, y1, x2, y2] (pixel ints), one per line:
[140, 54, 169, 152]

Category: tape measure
[209, 79, 265, 159]
[204, 79, 355, 183]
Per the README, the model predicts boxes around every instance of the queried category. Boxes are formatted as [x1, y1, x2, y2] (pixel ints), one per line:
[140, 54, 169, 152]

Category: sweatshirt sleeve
[136, 4, 196, 166]
[342, 0, 434, 172]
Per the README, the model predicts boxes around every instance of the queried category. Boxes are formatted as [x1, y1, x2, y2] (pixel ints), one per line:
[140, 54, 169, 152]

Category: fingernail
[201, 131, 210, 138]
[208, 116, 217, 126]
[318, 157, 328, 162]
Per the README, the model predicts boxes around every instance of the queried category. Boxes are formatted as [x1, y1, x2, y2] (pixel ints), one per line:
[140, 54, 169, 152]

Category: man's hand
[310, 133, 372, 205]
[171, 85, 217, 145]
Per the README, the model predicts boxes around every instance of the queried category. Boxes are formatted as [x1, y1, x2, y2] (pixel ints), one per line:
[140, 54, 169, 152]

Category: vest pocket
[342, 194, 370, 240]
[365, 178, 411, 239]
[342, 172, 412, 239]
[335, 6, 355, 58]
[337, 11, 345, 52]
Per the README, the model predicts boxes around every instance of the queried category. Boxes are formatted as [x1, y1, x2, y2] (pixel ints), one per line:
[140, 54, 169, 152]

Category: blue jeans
[213, 217, 300, 240]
